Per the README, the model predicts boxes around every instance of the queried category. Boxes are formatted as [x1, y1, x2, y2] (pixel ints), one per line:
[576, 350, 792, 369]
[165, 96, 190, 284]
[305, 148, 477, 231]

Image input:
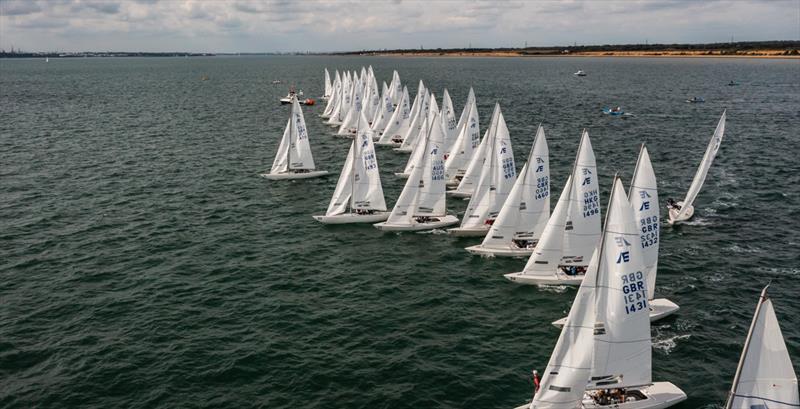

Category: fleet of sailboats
[260, 67, 793, 405]
[465, 125, 549, 257]
[513, 177, 687, 409]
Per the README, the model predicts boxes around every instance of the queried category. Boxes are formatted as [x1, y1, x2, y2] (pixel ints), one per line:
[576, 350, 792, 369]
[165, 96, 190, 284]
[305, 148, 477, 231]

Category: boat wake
[652, 334, 691, 355]
[417, 228, 448, 235]
[536, 284, 569, 293]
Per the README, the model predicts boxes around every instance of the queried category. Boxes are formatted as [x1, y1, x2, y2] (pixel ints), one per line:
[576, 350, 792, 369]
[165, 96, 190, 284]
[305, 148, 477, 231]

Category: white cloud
[0, 0, 797, 52]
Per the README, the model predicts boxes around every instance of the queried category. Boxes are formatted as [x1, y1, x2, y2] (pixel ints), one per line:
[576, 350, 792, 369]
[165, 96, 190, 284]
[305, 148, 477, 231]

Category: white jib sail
[562, 130, 601, 267]
[400, 91, 432, 150]
[378, 86, 411, 143]
[455, 87, 476, 131]
[389, 70, 401, 104]
[480, 125, 549, 249]
[454, 127, 489, 195]
[590, 177, 652, 390]
[322, 73, 339, 116]
[629, 145, 659, 298]
[531, 248, 598, 409]
[674, 110, 726, 221]
[371, 82, 392, 131]
[459, 105, 516, 229]
[415, 112, 447, 216]
[726, 286, 799, 409]
[325, 143, 355, 216]
[403, 116, 430, 175]
[364, 72, 380, 123]
[444, 96, 480, 182]
[441, 89, 459, 154]
[326, 81, 344, 125]
[270, 119, 291, 174]
[289, 97, 315, 170]
[353, 113, 387, 211]
[520, 175, 572, 276]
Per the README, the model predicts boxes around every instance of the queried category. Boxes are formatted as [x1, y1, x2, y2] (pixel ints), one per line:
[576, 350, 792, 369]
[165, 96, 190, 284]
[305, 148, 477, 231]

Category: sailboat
[448, 104, 516, 236]
[446, 110, 492, 199]
[375, 86, 411, 146]
[466, 125, 549, 256]
[512, 177, 687, 409]
[724, 285, 798, 409]
[320, 70, 341, 118]
[313, 114, 389, 223]
[395, 115, 430, 178]
[667, 111, 726, 224]
[553, 145, 679, 326]
[444, 89, 480, 188]
[505, 130, 601, 285]
[374, 112, 460, 231]
[396, 90, 432, 152]
[261, 96, 328, 180]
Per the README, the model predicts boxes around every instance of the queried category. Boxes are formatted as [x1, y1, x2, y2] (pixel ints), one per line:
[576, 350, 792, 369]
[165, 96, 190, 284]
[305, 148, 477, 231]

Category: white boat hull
[582, 382, 687, 409]
[504, 270, 585, 286]
[447, 226, 490, 237]
[313, 212, 390, 224]
[260, 170, 329, 180]
[395, 172, 410, 178]
[667, 201, 694, 224]
[553, 298, 680, 328]
[512, 382, 686, 409]
[374, 215, 459, 232]
[465, 244, 535, 258]
[375, 141, 402, 147]
[446, 190, 473, 198]
[394, 146, 413, 153]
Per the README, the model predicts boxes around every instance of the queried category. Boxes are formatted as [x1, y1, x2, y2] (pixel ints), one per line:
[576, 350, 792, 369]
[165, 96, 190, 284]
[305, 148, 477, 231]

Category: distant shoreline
[358, 50, 799, 59]
[330, 40, 800, 59]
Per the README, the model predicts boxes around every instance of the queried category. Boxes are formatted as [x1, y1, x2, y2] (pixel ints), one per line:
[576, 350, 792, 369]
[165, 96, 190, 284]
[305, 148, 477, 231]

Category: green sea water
[1, 55, 798, 408]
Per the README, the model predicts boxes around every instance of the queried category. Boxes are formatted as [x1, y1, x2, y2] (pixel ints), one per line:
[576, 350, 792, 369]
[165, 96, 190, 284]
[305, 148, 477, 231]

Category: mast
[725, 285, 770, 409]
[629, 143, 645, 200]
[350, 115, 359, 213]
[288, 96, 294, 170]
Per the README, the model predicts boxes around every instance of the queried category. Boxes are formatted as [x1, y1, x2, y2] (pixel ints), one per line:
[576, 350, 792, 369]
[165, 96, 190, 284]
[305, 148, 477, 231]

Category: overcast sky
[1, 0, 798, 52]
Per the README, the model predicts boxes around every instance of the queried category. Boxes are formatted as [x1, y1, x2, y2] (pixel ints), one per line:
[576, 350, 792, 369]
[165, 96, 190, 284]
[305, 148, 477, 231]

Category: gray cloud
[0, 0, 43, 16]
[0, 0, 796, 52]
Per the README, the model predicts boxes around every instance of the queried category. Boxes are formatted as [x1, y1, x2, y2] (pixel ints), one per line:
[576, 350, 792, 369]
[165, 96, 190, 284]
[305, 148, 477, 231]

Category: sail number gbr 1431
[621, 271, 648, 315]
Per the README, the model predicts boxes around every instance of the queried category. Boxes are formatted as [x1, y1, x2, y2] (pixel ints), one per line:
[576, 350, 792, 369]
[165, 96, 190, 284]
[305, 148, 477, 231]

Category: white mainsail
[519, 175, 572, 276]
[672, 110, 726, 222]
[441, 89, 459, 154]
[415, 112, 447, 216]
[378, 86, 411, 144]
[321, 70, 339, 117]
[457, 104, 516, 230]
[562, 130, 601, 267]
[444, 94, 480, 183]
[725, 286, 799, 409]
[588, 178, 651, 390]
[479, 125, 549, 250]
[629, 145, 660, 297]
[338, 82, 364, 135]
[324, 68, 332, 97]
